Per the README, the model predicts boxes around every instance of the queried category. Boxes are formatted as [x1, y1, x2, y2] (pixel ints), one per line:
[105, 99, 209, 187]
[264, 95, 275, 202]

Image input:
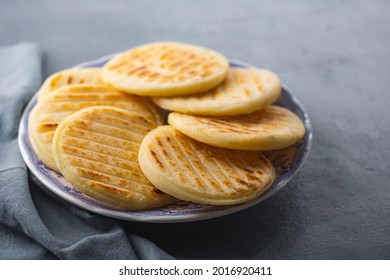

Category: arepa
[102, 42, 229, 96]
[37, 68, 103, 101]
[138, 125, 275, 205]
[52, 106, 175, 210]
[153, 68, 281, 116]
[168, 106, 305, 151]
[29, 84, 162, 172]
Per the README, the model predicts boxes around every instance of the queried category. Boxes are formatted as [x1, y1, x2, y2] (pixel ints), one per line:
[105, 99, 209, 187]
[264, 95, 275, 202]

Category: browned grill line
[66, 154, 149, 186]
[213, 149, 250, 180]
[61, 143, 139, 169]
[237, 111, 268, 122]
[85, 179, 154, 200]
[78, 176, 153, 198]
[63, 134, 137, 154]
[108, 61, 127, 71]
[227, 68, 239, 99]
[51, 94, 124, 102]
[104, 111, 156, 127]
[169, 135, 213, 192]
[37, 107, 78, 114]
[198, 118, 259, 134]
[69, 126, 141, 147]
[95, 111, 155, 130]
[207, 155, 238, 193]
[157, 137, 204, 187]
[81, 119, 147, 140]
[62, 136, 138, 160]
[85, 183, 135, 203]
[211, 71, 228, 98]
[64, 152, 139, 178]
[230, 152, 269, 186]
[92, 113, 154, 131]
[38, 102, 108, 114]
[250, 73, 263, 93]
[183, 139, 227, 193]
[37, 111, 75, 119]
[148, 141, 175, 179]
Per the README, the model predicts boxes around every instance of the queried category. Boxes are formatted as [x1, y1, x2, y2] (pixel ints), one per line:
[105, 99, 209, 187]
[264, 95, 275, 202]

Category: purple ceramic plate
[18, 54, 312, 223]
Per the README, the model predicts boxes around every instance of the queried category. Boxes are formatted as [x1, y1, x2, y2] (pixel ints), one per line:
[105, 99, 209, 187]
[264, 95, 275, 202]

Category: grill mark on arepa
[226, 68, 239, 99]
[87, 180, 167, 201]
[72, 120, 142, 146]
[171, 133, 220, 192]
[150, 150, 163, 169]
[66, 127, 140, 150]
[62, 135, 138, 161]
[36, 111, 74, 121]
[85, 182, 139, 204]
[89, 114, 154, 133]
[107, 61, 127, 70]
[209, 157, 236, 189]
[214, 149, 263, 192]
[250, 72, 263, 93]
[36, 122, 58, 132]
[196, 119, 259, 134]
[66, 155, 149, 184]
[151, 137, 187, 184]
[87, 180, 131, 196]
[146, 72, 161, 81]
[126, 65, 147, 75]
[154, 135, 200, 187]
[85, 179, 155, 199]
[168, 135, 208, 189]
[52, 93, 125, 101]
[194, 140, 259, 195]
[61, 144, 139, 171]
[39, 101, 127, 113]
[74, 119, 147, 141]
[49, 74, 62, 88]
[183, 139, 234, 194]
[104, 111, 156, 127]
[156, 137, 169, 157]
[68, 158, 150, 189]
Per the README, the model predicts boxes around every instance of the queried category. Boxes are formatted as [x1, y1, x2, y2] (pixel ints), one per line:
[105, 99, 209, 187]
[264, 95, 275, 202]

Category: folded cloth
[0, 43, 173, 260]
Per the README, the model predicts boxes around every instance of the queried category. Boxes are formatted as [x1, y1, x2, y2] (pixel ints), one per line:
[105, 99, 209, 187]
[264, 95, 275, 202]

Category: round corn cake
[138, 125, 276, 205]
[29, 84, 162, 172]
[52, 106, 175, 210]
[102, 42, 229, 96]
[37, 68, 103, 101]
[153, 68, 281, 116]
[168, 106, 306, 151]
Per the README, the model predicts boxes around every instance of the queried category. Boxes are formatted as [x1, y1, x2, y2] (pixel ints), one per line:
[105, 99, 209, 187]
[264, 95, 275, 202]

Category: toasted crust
[37, 68, 103, 101]
[29, 84, 162, 171]
[153, 68, 281, 116]
[102, 42, 229, 96]
[168, 106, 306, 151]
[138, 126, 275, 205]
[52, 106, 175, 210]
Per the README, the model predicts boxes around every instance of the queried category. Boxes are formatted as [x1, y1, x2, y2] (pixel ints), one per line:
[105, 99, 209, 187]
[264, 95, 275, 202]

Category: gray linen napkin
[0, 43, 173, 260]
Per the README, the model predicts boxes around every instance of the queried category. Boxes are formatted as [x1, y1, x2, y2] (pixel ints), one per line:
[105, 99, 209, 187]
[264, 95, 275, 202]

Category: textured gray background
[1, 0, 390, 259]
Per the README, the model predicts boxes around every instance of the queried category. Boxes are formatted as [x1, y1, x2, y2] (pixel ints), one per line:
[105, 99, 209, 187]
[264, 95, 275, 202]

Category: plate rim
[18, 54, 313, 223]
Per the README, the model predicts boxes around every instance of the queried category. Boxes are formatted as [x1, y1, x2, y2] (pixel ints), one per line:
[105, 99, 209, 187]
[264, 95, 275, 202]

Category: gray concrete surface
[1, 0, 390, 259]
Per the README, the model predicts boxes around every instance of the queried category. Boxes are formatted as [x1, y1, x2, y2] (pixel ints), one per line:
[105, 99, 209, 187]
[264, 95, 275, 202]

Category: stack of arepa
[29, 41, 305, 210]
